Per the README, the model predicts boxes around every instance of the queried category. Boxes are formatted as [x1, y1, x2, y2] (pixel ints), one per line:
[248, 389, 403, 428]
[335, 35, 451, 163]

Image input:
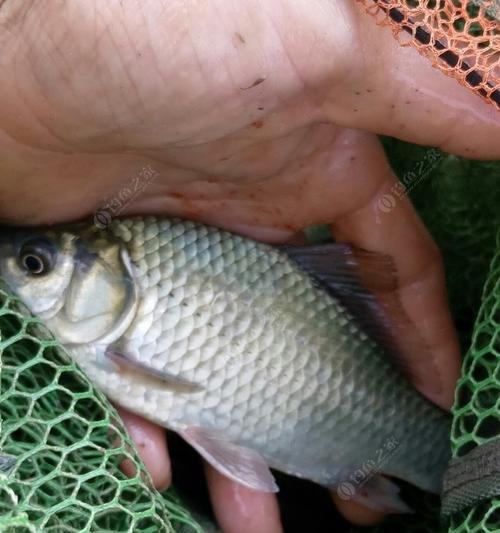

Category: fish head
[0, 227, 75, 316]
[0, 224, 138, 346]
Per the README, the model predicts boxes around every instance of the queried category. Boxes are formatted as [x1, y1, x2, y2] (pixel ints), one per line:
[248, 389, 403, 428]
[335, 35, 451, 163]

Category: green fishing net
[0, 290, 202, 532]
[448, 236, 500, 533]
[0, 142, 499, 533]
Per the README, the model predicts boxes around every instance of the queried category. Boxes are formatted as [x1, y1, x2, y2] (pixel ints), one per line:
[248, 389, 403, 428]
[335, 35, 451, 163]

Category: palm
[1, 0, 498, 225]
[1, 0, 499, 530]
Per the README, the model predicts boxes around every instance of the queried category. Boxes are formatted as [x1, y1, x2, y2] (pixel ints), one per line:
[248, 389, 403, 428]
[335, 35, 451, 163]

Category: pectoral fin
[104, 349, 203, 393]
[179, 426, 278, 493]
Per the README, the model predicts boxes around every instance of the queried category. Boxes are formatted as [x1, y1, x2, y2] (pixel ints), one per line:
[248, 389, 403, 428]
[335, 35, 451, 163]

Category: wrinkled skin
[1, 1, 499, 531]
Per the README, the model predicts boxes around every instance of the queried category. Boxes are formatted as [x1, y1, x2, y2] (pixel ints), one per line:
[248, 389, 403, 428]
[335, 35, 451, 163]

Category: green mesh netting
[448, 232, 500, 533]
[0, 140, 499, 533]
[0, 287, 202, 532]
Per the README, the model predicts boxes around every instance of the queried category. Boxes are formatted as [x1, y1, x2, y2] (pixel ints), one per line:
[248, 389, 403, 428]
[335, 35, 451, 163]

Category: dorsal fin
[281, 243, 430, 382]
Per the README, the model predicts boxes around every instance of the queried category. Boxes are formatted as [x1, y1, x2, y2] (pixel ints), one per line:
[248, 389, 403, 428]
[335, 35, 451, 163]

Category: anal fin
[179, 426, 278, 493]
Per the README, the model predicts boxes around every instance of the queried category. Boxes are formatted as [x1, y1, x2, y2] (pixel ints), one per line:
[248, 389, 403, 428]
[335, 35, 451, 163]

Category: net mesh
[359, 0, 500, 108]
[448, 233, 500, 533]
[0, 289, 202, 532]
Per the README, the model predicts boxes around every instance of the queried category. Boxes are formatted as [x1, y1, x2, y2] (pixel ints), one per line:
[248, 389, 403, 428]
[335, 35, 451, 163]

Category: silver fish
[0, 217, 450, 512]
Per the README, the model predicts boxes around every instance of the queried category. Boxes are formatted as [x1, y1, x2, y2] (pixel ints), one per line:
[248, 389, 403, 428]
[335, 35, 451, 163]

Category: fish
[0, 216, 451, 512]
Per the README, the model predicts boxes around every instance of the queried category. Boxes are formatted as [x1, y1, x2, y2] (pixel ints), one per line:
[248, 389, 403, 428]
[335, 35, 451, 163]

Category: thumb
[323, 5, 500, 159]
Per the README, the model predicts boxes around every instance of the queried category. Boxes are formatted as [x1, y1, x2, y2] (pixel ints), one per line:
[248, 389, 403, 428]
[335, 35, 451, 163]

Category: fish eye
[18, 240, 55, 276]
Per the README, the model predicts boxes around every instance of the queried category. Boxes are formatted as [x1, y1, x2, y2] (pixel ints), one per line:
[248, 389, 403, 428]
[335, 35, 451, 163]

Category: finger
[204, 462, 283, 533]
[329, 133, 461, 410]
[323, 3, 500, 159]
[116, 406, 172, 491]
[331, 492, 386, 526]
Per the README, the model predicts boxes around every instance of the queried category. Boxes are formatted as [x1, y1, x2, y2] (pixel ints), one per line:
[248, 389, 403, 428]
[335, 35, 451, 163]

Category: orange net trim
[359, 0, 500, 109]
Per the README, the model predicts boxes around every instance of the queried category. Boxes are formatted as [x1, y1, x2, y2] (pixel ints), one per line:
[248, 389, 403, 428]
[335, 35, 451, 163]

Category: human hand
[1, 1, 499, 530]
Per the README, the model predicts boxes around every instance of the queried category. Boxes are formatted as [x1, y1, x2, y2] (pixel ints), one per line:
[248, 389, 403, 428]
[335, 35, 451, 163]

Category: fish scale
[0, 216, 451, 507]
[102, 218, 449, 486]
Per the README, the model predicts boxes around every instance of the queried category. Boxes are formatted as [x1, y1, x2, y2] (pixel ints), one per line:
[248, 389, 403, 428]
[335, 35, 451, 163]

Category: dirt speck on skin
[235, 32, 246, 44]
[168, 191, 184, 199]
[241, 77, 266, 90]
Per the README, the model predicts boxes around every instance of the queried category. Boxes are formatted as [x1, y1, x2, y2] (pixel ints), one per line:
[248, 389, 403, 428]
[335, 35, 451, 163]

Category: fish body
[0, 217, 450, 509]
